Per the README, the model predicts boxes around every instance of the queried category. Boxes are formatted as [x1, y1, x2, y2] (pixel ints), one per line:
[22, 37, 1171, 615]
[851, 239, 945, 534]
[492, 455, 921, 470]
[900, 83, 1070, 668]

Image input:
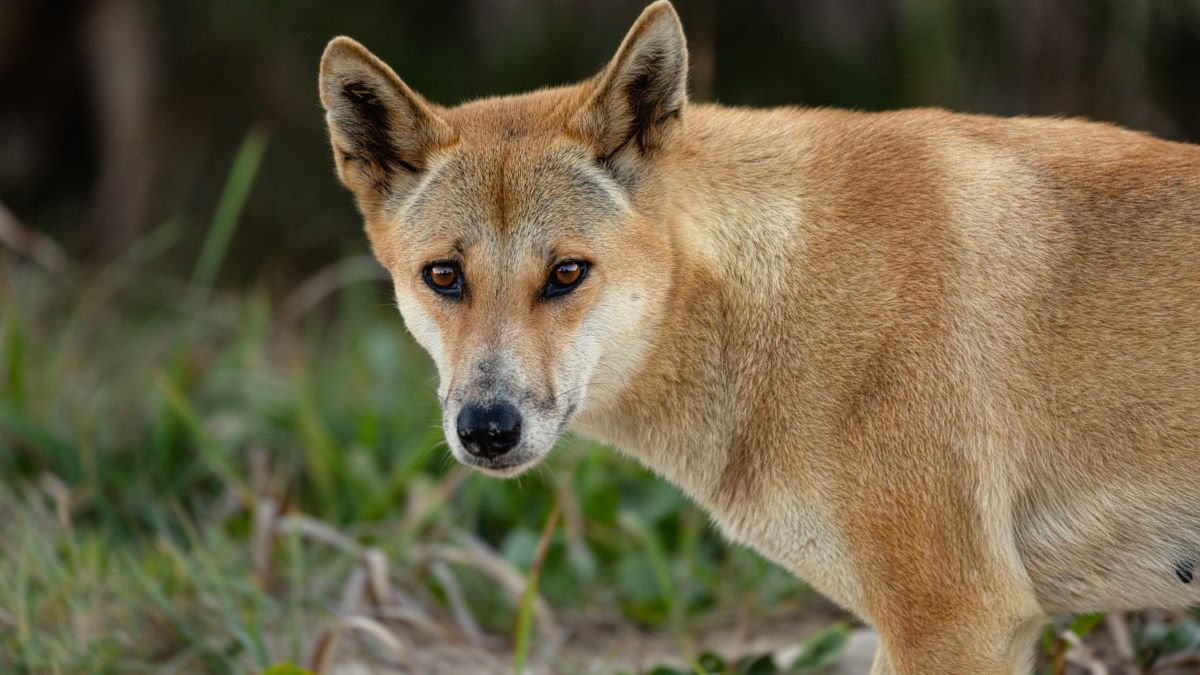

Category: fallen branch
[309, 614, 411, 674]
[0, 201, 68, 272]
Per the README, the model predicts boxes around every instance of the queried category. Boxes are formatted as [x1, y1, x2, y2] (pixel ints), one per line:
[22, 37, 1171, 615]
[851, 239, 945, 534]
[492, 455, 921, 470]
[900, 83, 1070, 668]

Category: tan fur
[319, 3, 1200, 672]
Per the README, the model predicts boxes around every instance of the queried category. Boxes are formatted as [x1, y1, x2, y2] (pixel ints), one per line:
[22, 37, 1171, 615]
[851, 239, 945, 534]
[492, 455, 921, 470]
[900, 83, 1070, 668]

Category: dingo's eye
[544, 260, 589, 298]
[422, 262, 463, 298]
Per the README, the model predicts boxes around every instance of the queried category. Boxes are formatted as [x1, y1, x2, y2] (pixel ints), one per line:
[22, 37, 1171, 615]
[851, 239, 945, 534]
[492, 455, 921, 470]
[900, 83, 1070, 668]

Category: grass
[0, 135, 1197, 674]
[0, 246, 815, 673]
[0, 134, 812, 674]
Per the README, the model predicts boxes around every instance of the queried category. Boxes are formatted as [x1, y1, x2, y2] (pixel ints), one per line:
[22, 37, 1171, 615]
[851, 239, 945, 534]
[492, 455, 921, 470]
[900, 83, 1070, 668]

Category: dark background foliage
[3, 0, 1198, 280]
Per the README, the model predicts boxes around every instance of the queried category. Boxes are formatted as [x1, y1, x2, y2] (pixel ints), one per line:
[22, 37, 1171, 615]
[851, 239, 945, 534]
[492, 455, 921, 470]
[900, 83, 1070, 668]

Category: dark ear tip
[644, 1, 677, 14]
[631, 1, 686, 55]
[319, 37, 391, 108]
[321, 37, 369, 75]
[641, 1, 682, 27]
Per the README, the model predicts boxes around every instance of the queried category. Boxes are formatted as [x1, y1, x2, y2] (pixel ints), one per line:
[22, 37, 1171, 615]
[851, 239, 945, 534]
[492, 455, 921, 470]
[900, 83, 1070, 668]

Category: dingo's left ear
[319, 37, 456, 219]
[573, 1, 688, 173]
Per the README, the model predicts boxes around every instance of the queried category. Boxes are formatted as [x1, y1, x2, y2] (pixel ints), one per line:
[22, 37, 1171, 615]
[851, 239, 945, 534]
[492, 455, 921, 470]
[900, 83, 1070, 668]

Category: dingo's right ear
[319, 37, 456, 218]
[572, 1, 688, 181]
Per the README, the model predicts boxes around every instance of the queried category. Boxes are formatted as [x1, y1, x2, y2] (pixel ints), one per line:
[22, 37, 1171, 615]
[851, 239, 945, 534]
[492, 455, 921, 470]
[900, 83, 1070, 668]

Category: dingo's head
[319, 2, 688, 476]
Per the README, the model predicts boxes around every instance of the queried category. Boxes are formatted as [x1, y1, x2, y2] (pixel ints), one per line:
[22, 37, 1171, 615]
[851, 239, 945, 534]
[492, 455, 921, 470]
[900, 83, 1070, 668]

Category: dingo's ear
[319, 37, 455, 217]
[573, 1, 688, 175]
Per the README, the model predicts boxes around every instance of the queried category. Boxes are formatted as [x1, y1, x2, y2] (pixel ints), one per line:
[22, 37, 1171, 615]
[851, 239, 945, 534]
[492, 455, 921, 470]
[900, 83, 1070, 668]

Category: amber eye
[544, 260, 589, 298]
[429, 265, 457, 287]
[555, 262, 582, 286]
[422, 262, 464, 298]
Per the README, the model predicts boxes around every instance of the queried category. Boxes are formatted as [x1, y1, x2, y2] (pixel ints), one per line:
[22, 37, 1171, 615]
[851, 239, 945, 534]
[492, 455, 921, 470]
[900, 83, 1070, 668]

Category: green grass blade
[154, 371, 249, 501]
[513, 499, 561, 674]
[3, 315, 24, 410]
[189, 127, 269, 306]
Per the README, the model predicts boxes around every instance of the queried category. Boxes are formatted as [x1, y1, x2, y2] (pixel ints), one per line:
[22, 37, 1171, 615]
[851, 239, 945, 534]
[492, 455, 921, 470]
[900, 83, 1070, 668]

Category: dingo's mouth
[455, 448, 544, 477]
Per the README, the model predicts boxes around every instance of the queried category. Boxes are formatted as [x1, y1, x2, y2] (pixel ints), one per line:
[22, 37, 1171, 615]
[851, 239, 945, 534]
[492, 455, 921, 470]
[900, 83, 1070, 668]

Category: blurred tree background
[1, 2, 1199, 673]
[2, 0, 1198, 278]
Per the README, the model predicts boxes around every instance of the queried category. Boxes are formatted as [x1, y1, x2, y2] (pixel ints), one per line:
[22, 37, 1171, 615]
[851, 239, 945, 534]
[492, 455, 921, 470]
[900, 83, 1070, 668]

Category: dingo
[319, 2, 1200, 672]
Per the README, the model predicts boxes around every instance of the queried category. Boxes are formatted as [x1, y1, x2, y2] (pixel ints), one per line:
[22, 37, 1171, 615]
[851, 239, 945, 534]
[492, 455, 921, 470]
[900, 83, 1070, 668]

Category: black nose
[456, 402, 522, 459]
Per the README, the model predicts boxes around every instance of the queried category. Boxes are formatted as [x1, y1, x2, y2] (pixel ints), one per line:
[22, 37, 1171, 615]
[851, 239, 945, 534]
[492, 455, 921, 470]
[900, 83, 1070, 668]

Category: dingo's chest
[712, 495, 865, 616]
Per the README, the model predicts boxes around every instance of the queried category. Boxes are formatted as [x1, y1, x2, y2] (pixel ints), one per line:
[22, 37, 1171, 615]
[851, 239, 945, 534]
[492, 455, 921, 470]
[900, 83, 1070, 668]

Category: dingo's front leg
[866, 615, 1045, 675]
[846, 513, 1046, 675]
[836, 433, 1046, 673]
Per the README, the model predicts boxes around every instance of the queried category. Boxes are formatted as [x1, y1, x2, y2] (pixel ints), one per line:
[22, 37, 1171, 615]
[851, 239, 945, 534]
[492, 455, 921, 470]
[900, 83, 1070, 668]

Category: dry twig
[0, 201, 68, 272]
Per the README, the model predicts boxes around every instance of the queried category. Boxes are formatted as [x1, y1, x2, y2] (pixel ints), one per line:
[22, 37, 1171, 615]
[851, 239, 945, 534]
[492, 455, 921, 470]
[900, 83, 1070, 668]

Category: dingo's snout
[456, 401, 522, 460]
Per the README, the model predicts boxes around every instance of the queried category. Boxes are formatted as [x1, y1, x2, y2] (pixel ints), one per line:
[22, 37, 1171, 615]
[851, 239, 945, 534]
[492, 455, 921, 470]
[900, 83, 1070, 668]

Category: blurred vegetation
[1, 1, 1199, 673]
[1, 1, 1198, 274]
[0, 138, 816, 671]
